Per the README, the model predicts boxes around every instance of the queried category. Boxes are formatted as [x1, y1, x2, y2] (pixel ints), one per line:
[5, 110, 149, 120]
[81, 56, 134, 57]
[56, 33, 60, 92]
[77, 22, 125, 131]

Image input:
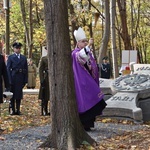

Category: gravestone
[138, 98, 150, 121]
[99, 78, 114, 101]
[99, 78, 114, 94]
[102, 64, 150, 122]
[133, 64, 150, 121]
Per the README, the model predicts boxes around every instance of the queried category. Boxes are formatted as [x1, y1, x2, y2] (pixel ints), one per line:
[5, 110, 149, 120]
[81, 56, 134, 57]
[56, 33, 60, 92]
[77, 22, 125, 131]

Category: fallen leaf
[0, 136, 5, 140]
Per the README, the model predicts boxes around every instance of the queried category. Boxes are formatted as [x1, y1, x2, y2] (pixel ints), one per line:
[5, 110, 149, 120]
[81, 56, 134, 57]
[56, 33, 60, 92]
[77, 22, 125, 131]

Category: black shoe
[46, 112, 50, 116]
[16, 111, 21, 115]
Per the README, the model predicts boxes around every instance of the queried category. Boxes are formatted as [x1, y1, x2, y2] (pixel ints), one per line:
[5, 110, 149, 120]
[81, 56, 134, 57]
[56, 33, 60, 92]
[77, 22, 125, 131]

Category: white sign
[122, 50, 137, 68]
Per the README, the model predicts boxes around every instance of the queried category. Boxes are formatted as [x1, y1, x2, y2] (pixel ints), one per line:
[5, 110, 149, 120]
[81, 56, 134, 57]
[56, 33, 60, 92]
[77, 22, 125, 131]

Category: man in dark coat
[0, 54, 9, 104]
[7, 42, 28, 115]
[38, 50, 50, 116]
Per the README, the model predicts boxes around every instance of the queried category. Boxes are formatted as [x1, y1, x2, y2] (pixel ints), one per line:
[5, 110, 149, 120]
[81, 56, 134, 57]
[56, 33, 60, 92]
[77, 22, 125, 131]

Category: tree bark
[98, 0, 110, 65]
[110, 0, 119, 78]
[117, 0, 132, 50]
[40, 0, 95, 149]
[29, 0, 33, 58]
[20, 0, 30, 57]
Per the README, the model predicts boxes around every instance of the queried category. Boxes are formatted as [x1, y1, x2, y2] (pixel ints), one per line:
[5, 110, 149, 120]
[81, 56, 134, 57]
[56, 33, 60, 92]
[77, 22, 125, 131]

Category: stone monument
[101, 64, 150, 122]
[99, 78, 114, 101]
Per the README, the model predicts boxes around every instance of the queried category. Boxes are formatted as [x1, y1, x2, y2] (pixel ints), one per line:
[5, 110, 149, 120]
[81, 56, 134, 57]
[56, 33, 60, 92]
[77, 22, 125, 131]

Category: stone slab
[133, 64, 150, 74]
[99, 78, 115, 95]
[23, 89, 39, 95]
[138, 98, 150, 121]
[103, 94, 113, 101]
[102, 92, 143, 121]
[111, 74, 150, 94]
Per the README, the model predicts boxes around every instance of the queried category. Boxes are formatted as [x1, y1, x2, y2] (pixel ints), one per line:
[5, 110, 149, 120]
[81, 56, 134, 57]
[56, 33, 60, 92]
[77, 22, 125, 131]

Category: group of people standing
[0, 42, 50, 116]
[0, 27, 109, 132]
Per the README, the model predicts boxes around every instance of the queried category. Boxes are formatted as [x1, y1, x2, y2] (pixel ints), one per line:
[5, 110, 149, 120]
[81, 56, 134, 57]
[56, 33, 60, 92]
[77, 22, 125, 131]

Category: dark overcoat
[100, 63, 111, 79]
[0, 55, 9, 103]
[7, 53, 28, 99]
[38, 55, 50, 101]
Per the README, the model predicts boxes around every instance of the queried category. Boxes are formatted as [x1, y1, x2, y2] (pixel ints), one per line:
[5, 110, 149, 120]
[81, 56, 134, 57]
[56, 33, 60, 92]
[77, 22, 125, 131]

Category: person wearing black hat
[6, 42, 28, 115]
[100, 56, 111, 79]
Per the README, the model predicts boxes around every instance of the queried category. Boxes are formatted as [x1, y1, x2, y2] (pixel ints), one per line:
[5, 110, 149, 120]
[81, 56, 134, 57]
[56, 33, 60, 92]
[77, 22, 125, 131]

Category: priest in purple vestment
[72, 27, 107, 131]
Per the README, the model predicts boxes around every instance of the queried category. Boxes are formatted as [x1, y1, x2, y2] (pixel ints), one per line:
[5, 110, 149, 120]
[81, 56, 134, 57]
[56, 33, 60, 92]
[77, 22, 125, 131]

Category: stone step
[23, 89, 39, 95]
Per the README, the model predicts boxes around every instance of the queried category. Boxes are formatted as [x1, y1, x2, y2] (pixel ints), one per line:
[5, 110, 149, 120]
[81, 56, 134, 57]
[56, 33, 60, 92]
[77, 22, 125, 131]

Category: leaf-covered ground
[93, 119, 150, 150]
[0, 81, 150, 149]
[0, 94, 51, 134]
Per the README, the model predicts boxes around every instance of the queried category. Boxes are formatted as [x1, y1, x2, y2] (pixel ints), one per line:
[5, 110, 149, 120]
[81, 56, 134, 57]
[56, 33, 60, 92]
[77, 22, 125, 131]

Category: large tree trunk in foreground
[40, 0, 95, 149]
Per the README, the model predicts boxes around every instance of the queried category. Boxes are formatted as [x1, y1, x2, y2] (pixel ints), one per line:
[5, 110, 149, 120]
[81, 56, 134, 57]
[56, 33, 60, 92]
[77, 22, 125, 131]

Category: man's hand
[88, 38, 94, 47]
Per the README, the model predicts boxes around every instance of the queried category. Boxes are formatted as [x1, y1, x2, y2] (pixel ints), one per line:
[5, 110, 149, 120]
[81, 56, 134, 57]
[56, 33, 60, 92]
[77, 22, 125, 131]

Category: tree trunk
[117, 0, 132, 50]
[98, 0, 110, 65]
[40, 0, 95, 149]
[29, 0, 33, 58]
[110, 0, 119, 78]
[88, 0, 97, 61]
[20, 0, 30, 58]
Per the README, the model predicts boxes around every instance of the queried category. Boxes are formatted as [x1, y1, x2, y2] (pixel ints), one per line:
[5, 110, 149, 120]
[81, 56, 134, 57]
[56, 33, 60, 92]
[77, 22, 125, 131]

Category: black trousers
[42, 99, 48, 112]
[10, 98, 21, 113]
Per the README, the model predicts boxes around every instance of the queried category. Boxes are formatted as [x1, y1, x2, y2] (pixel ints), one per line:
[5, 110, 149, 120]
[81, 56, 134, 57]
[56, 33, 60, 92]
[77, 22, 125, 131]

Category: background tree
[20, 0, 29, 56]
[97, 0, 110, 65]
[29, 0, 33, 58]
[117, 0, 132, 50]
[40, 0, 95, 149]
[110, 0, 119, 78]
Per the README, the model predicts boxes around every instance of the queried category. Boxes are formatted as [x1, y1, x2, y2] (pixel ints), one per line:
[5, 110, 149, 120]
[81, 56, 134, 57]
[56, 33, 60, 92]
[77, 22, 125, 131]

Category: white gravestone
[103, 92, 142, 121]
[121, 50, 137, 68]
[133, 64, 150, 74]
[133, 64, 150, 121]
[102, 64, 150, 122]
[99, 78, 114, 101]
[99, 78, 114, 95]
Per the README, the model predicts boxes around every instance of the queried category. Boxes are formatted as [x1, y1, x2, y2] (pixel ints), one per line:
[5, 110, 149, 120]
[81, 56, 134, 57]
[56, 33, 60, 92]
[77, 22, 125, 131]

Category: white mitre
[74, 27, 86, 42]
